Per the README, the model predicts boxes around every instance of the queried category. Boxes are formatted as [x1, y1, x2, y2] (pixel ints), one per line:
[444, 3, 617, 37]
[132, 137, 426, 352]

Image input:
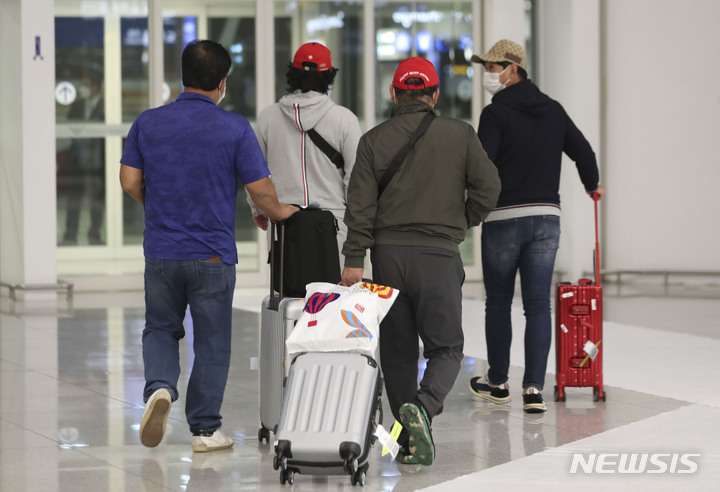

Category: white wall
[536, 0, 602, 281]
[534, 0, 720, 277]
[603, 0, 720, 271]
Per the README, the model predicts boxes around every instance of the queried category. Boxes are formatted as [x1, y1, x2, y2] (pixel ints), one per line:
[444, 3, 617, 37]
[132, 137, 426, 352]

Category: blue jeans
[481, 215, 560, 390]
[143, 258, 236, 433]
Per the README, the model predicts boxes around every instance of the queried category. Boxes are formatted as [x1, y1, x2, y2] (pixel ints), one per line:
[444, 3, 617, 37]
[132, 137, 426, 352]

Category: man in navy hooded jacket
[468, 39, 605, 413]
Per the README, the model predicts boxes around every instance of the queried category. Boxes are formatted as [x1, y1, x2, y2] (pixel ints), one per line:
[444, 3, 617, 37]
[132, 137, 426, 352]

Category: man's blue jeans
[481, 215, 560, 391]
[142, 258, 236, 432]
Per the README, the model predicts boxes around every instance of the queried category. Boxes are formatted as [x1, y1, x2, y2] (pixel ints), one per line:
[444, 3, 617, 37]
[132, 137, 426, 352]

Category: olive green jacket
[342, 99, 500, 268]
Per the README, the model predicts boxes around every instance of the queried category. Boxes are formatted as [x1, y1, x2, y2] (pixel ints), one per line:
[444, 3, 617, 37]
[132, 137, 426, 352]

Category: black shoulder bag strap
[377, 111, 436, 196]
[307, 129, 344, 170]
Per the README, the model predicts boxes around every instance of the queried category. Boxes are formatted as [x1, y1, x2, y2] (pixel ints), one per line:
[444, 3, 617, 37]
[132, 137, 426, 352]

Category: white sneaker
[192, 429, 234, 452]
[140, 388, 172, 447]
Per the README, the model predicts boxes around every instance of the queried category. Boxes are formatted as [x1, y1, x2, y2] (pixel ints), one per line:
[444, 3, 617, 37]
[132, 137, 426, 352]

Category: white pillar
[478, 0, 527, 117]
[362, 0, 375, 131]
[256, 0, 275, 114]
[481, 0, 527, 50]
[148, 0, 165, 109]
[536, 0, 602, 281]
[0, 7, 59, 488]
[0, 0, 58, 298]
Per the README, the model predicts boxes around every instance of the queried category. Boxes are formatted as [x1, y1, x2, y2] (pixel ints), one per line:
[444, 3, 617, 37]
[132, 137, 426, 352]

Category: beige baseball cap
[471, 39, 527, 72]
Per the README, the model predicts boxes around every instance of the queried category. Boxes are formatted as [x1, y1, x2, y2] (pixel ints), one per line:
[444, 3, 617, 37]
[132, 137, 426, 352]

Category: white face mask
[78, 85, 91, 99]
[482, 65, 511, 95]
[217, 82, 226, 105]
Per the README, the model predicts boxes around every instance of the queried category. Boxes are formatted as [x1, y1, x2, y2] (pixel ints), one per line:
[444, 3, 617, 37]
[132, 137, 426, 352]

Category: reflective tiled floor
[1, 281, 719, 491]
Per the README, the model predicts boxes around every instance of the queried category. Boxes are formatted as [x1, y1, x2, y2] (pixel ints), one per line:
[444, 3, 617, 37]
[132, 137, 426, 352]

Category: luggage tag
[376, 422, 401, 460]
[580, 339, 602, 367]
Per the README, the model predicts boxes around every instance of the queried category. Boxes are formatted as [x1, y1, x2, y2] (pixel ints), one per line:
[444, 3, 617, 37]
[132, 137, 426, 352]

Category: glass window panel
[121, 16, 194, 246]
[121, 136, 144, 246]
[207, 11, 260, 271]
[56, 137, 107, 246]
[121, 17, 148, 123]
[120, 7, 260, 271]
[274, 2, 364, 118]
[121, 16, 194, 123]
[374, 2, 475, 267]
[55, 17, 105, 123]
[374, 2, 473, 123]
[55, 17, 107, 246]
[208, 17, 257, 116]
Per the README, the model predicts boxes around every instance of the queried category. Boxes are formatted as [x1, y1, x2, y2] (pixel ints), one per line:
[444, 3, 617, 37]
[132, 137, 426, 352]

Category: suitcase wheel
[258, 427, 271, 444]
[554, 385, 566, 402]
[280, 468, 295, 485]
[351, 469, 366, 486]
[273, 454, 287, 472]
[344, 456, 359, 475]
[350, 463, 369, 486]
[593, 387, 606, 402]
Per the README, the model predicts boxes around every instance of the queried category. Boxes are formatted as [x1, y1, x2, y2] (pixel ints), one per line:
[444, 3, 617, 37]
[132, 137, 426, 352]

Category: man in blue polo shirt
[120, 40, 297, 452]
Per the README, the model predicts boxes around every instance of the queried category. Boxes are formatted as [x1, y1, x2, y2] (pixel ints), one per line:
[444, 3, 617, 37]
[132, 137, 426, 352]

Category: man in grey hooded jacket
[250, 42, 361, 264]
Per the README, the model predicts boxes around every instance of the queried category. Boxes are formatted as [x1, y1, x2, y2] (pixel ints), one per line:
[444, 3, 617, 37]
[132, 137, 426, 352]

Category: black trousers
[371, 244, 465, 422]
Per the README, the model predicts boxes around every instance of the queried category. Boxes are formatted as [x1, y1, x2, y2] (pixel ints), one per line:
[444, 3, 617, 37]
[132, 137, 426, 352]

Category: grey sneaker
[140, 388, 172, 447]
[522, 387, 547, 413]
[469, 375, 511, 404]
[192, 429, 234, 452]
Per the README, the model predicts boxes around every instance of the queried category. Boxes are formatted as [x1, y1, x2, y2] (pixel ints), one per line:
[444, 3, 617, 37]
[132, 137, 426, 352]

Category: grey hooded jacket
[251, 91, 361, 217]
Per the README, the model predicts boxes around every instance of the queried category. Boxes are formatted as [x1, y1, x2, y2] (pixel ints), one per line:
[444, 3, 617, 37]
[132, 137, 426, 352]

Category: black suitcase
[272, 207, 341, 298]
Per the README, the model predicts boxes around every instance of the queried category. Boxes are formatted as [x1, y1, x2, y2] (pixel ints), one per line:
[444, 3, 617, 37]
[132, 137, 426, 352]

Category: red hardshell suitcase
[554, 193, 606, 402]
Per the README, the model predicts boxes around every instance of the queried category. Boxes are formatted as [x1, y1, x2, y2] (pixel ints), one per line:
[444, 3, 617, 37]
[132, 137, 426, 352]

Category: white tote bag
[285, 281, 399, 362]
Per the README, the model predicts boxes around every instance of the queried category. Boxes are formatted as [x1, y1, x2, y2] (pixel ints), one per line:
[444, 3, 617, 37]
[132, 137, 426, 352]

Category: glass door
[55, 1, 261, 278]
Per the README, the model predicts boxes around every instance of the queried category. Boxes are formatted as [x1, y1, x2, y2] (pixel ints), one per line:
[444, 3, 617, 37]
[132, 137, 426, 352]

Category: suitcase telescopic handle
[592, 192, 601, 286]
[269, 220, 286, 310]
[269, 221, 277, 309]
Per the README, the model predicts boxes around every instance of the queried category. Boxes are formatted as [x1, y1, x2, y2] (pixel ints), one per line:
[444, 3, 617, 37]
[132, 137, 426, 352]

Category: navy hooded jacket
[477, 79, 598, 209]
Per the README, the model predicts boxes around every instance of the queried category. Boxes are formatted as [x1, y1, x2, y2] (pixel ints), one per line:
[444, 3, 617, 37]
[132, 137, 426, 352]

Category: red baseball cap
[292, 42, 333, 72]
[392, 57, 439, 90]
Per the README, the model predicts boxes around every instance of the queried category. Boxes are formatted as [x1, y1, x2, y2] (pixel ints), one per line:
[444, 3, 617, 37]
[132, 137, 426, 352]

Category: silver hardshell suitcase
[273, 351, 383, 486]
[258, 294, 304, 442]
[258, 221, 305, 443]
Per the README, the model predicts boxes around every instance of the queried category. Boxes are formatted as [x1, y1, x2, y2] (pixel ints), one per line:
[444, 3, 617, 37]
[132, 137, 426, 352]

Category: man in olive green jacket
[341, 57, 500, 466]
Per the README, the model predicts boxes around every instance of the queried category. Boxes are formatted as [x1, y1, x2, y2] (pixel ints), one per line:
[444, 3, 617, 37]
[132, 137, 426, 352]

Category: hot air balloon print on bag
[341, 310, 374, 340]
[303, 292, 341, 327]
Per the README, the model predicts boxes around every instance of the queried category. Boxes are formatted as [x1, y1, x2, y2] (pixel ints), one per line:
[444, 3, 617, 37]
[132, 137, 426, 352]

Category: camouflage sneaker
[399, 402, 435, 466]
[395, 444, 421, 465]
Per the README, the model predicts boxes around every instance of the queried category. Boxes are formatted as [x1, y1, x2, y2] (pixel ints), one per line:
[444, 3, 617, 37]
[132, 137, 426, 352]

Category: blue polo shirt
[121, 92, 270, 263]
